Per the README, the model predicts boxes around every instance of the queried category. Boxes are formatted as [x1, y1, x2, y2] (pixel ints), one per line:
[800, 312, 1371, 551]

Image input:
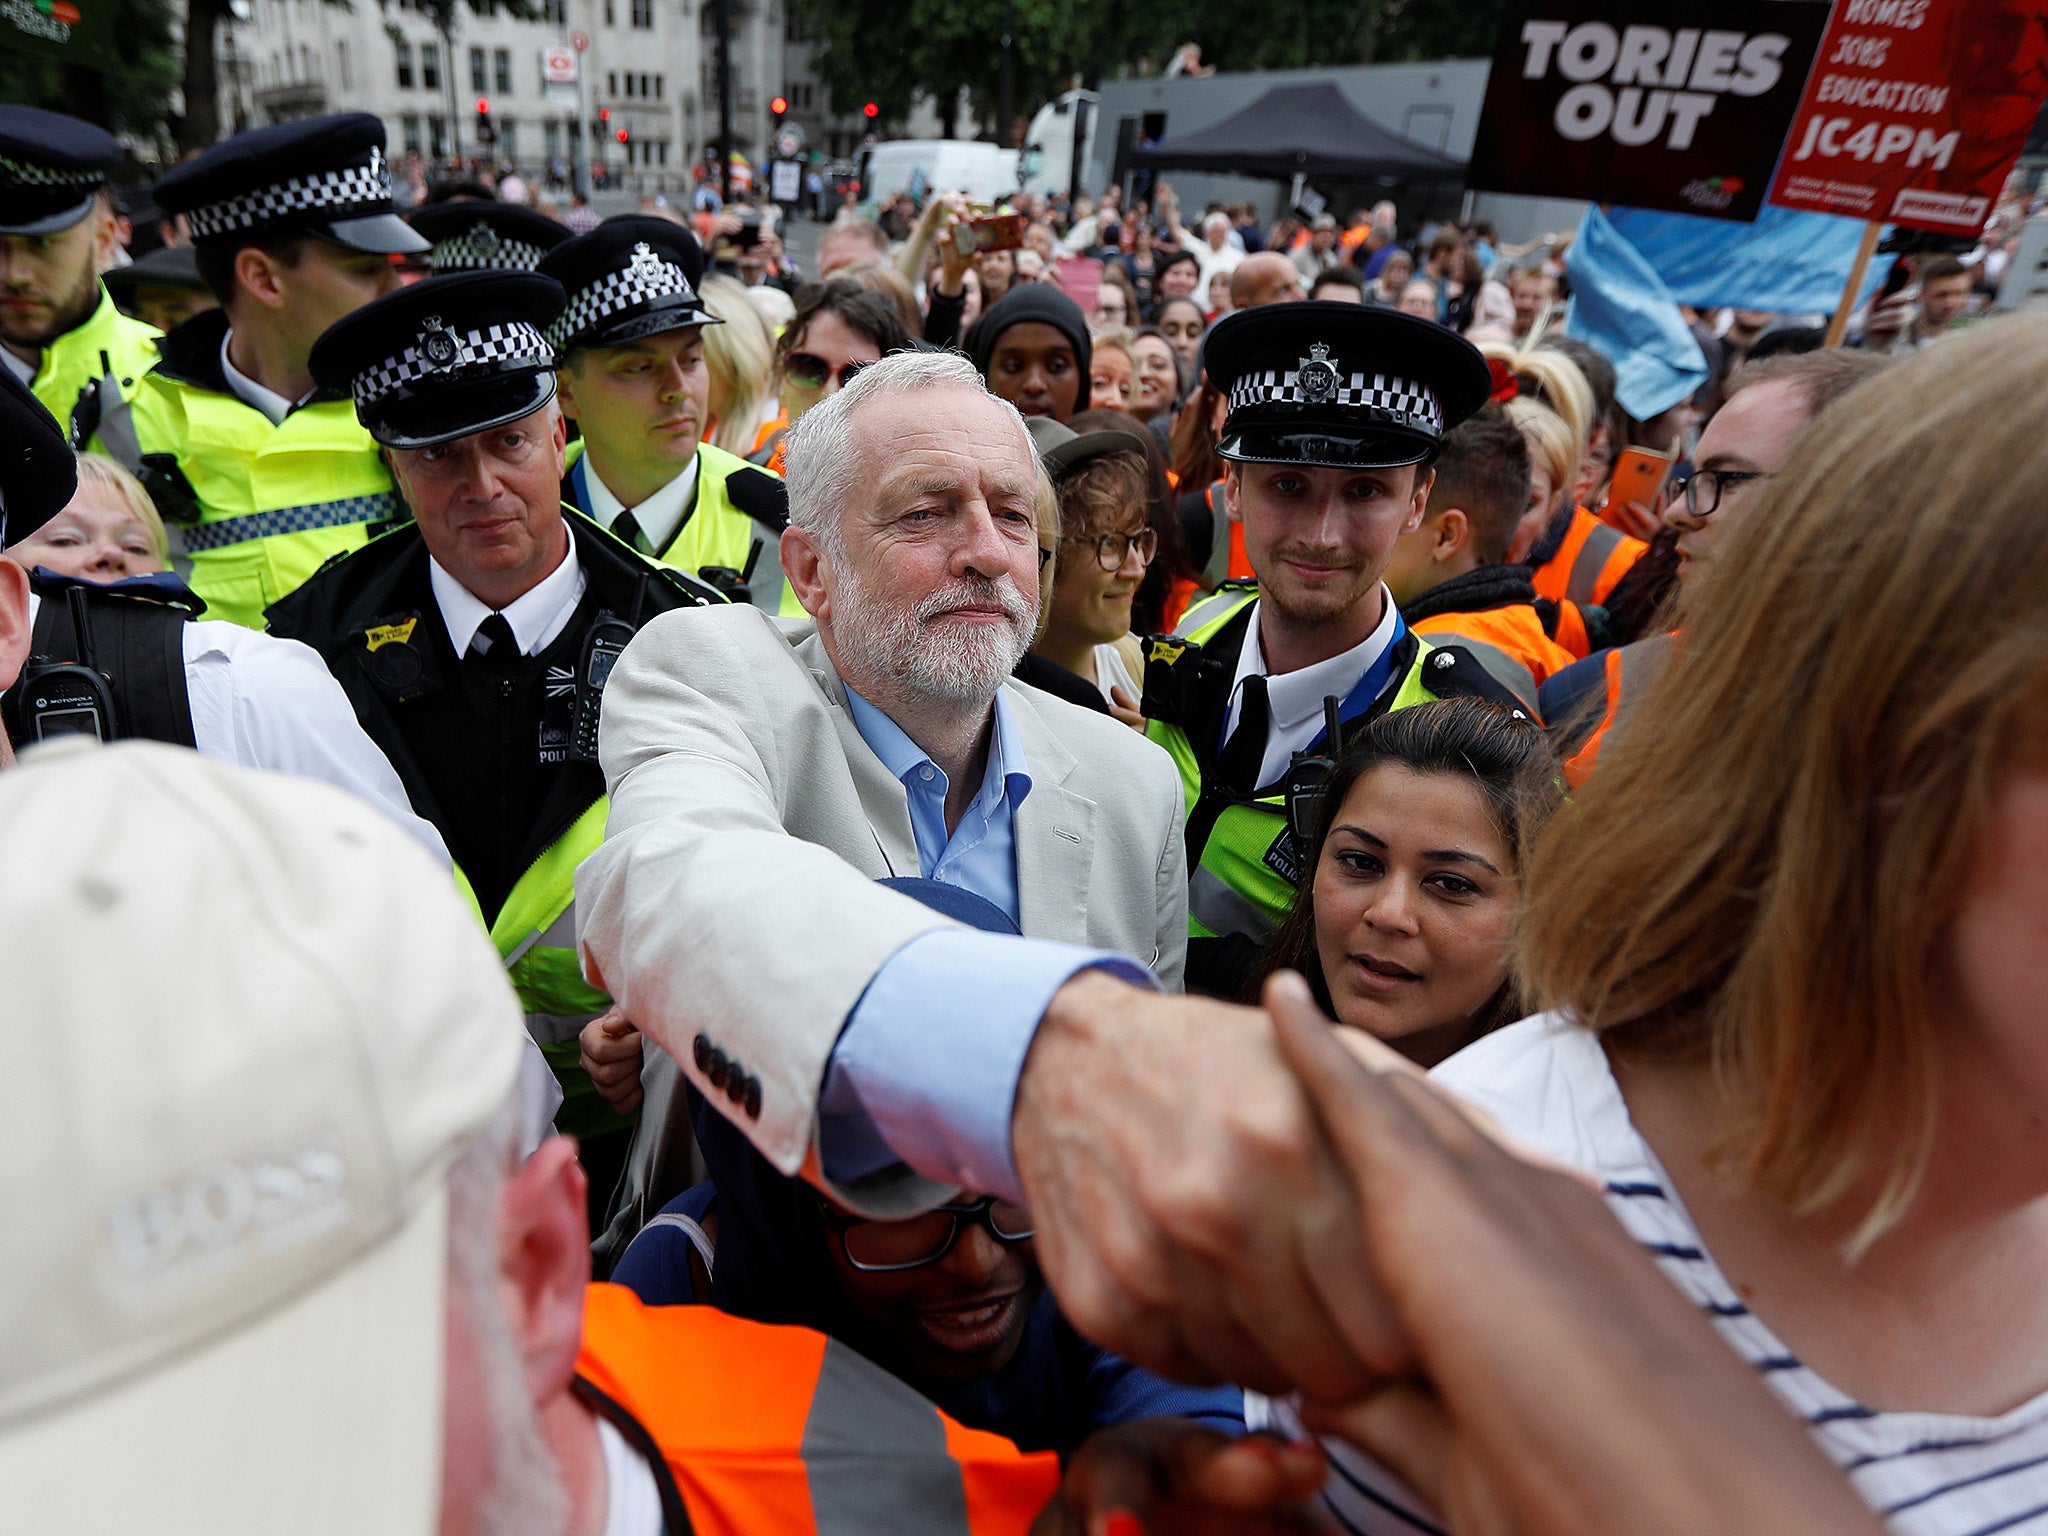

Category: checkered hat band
[548, 258, 698, 348]
[430, 233, 550, 273]
[0, 153, 101, 190]
[184, 161, 392, 239]
[1229, 369, 1442, 432]
[353, 320, 553, 407]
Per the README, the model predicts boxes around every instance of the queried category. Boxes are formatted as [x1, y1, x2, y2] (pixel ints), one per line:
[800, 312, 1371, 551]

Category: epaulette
[1419, 642, 1536, 724]
[726, 466, 788, 534]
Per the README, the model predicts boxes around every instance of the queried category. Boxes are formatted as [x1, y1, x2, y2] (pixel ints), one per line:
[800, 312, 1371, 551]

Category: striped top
[1265, 1015, 2048, 1536]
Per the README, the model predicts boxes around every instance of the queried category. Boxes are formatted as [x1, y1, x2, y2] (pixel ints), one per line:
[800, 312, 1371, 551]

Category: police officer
[264, 269, 721, 1154]
[540, 215, 794, 610]
[130, 112, 428, 629]
[0, 365, 446, 860]
[1141, 301, 1522, 996]
[0, 106, 162, 460]
[407, 199, 570, 275]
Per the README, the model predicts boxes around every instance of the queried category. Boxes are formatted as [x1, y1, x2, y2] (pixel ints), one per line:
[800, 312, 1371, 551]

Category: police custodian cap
[0, 368, 78, 546]
[152, 112, 427, 256]
[538, 215, 719, 354]
[0, 106, 119, 237]
[308, 270, 564, 450]
[1204, 301, 1492, 471]
[408, 200, 570, 275]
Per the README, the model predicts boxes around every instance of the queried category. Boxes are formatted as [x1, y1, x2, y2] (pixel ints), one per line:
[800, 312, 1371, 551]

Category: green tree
[0, 0, 181, 145]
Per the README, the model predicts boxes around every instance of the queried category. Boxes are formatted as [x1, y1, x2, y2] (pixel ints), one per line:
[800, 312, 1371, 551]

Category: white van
[857, 139, 1020, 204]
[1019, 89, 1099, 198]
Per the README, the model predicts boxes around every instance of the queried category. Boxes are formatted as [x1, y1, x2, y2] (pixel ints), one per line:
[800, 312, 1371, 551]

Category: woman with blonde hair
[5, 452, 170, 582]
[697, 274, 779, 456]
[1484, 340, 1644, 616]
[1435, 312, 2048, 1533]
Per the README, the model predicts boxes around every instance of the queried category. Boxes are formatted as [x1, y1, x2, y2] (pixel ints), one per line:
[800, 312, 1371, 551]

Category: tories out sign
[1467, 0, 1829, 221]
[1767, 0, 2048, 234]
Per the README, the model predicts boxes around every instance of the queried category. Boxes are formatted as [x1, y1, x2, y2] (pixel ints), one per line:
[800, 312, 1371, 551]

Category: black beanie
[966, 284, 1092, 414]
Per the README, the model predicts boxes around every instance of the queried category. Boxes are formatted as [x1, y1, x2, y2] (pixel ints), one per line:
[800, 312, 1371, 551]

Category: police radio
[1283, 695, 1346, 844]
[569, 612, 636, 763]
[18, 587, 118, 743]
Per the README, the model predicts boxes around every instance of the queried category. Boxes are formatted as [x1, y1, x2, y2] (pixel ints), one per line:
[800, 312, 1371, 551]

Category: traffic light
[862, 101, 879, 119]
[474, 98, 495, 145]
[616, 127, 630, 143]
[598, 106, 611, 124]
[769, 95, 788, 119]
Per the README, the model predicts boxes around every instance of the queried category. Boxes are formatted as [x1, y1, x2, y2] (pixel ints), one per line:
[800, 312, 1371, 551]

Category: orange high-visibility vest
[1547, 595, 1596, 660]
[1561, 633, 1674, 786]
[1531, 505, 1645, 609]
[574, 1283, 1062, 1536]
[1412, 603, 1578, 714]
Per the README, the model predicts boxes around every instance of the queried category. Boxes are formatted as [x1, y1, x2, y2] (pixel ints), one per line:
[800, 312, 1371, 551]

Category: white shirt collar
[1, 348, 34, 387]
[219, 328, 296, 425]
[429, 536, 586, 659]
[1226, 589, 1401, 789]
[581, 451, 699, 555]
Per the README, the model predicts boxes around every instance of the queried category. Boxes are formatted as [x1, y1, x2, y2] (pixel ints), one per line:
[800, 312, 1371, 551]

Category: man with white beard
[576, 348, 1189, 1242]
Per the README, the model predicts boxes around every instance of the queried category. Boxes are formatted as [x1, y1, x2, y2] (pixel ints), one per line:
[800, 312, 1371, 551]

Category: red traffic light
[476, 97, 490, 114]
[616, 127, 630, 142]
[770, 95, 788, 116]
[862, 101, 879, 118]
[598, 106, 611, 122]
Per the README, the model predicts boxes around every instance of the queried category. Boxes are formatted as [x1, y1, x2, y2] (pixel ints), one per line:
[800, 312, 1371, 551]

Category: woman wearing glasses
[1027, 425, 1159, 724]
[609, 879, 1244, 1455]
[747, 280, 916, 475]
[1539, 351, 1891, 783]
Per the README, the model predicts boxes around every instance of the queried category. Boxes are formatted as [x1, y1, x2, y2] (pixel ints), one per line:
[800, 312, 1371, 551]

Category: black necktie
[1217, 675, 1271, 795]
[469, 612, 520, 665]
[612, 510, 654, 556]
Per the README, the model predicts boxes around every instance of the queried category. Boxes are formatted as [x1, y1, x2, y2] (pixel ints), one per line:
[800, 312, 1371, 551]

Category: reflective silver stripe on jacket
[503, 904, 593, 1045]
[1433, 636, 1539, 713]
[1190, 863, 1275, 945]
[180, 491, 406, 553]
[803, 1337, 977, 1535]
[1566, 519, 1626, 606]
[1607, 632, 1674, 745]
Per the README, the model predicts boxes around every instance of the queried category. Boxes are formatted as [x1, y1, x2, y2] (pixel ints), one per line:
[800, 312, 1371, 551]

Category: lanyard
[1221, 605, 1409, 760]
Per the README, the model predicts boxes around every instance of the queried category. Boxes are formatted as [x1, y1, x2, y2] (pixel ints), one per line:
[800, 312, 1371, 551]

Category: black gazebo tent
[1127, 82, 1466, 184]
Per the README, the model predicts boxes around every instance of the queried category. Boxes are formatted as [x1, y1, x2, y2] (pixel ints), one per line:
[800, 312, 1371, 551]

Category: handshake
[590, 972, 1881, 1536]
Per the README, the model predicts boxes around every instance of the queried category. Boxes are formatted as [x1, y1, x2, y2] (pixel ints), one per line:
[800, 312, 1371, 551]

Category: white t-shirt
[1093, 641, 1139, 707]
[598, 1415, 666, 1536]
[1418, 1015, 2048, 1536]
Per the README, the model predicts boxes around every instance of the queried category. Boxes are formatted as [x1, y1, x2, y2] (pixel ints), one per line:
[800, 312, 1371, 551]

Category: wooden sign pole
[1824, 221, 1883, 348]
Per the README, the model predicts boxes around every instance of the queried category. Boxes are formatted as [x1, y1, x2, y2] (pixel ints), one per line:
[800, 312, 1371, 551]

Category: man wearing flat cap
[1142, 301, 1526, 996]
[0, 106, 163, 461]
[124, 113, 428, 629]
[541, 215, 795, 610]
[407, 198, 569, 275]
[266, 270, 722, 1161]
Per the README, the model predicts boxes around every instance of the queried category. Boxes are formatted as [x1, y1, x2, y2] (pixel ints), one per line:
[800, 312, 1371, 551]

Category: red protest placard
[1767, 0, 2048, 234]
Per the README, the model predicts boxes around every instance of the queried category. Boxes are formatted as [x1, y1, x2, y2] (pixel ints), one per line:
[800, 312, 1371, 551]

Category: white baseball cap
[0, 739, 527, 1533]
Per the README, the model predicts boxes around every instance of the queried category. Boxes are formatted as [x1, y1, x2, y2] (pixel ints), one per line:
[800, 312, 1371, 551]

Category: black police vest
[1, 578, 197, 751]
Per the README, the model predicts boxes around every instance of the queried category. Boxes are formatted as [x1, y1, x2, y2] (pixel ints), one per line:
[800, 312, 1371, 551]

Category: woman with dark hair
[1155, 295, 1207, 372]
[1254, 697, 1560, 1067]
[1148, 249, 1202, 321]
[751, 279, 916, 474]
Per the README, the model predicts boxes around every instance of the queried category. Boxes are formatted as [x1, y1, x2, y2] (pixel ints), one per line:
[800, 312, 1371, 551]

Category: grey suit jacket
[576, 603, 1188, 1216]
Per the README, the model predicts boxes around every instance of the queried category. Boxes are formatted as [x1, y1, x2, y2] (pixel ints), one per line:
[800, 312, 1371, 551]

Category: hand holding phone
[1600, 445, 1674, 538]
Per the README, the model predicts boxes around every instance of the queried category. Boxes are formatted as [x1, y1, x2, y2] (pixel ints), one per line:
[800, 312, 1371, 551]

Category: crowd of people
[4, 96, 2048, 1536]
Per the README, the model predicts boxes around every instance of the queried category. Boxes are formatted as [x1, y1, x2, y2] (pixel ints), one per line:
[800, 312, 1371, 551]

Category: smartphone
[1603, 445, 1674, 523]
[955, 212, 1026, 256]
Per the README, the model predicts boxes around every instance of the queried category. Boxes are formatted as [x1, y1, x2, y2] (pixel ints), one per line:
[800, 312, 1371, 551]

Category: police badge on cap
[1202, 301, 1493, 471]
[538, 214, 720, 354]
[407, 200, 570, 275]
[307, 271, 565, 450]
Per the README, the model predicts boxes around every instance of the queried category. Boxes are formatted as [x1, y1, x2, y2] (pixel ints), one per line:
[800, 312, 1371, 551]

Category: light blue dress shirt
[822, 686, 1153, 1202]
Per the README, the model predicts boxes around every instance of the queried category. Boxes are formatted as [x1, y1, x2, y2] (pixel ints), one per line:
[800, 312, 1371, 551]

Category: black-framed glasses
[785, 352, 871, 391]
[1063, 527, 1158, 572]
[820, 1195, 1036, 1272]
[1037, 544, 1054, 573]
[1674, 467, 1772, 517]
